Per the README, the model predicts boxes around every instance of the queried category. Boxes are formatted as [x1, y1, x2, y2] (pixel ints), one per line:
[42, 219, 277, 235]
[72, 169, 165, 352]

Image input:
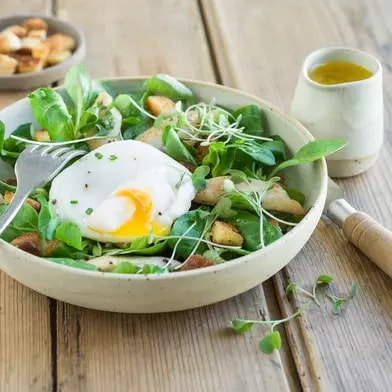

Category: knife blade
[324, 177, 392, 278]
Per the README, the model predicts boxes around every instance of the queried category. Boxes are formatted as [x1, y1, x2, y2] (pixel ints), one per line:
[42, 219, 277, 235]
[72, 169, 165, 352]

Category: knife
[324, 178, 392, 278]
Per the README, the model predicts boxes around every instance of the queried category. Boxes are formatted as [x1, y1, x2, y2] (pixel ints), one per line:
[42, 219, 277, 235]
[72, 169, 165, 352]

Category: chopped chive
[109, 154, 118, 161]
[70, 200, 79, 204]
[85, 207, 94, 215]
[95, 152, 103, 160]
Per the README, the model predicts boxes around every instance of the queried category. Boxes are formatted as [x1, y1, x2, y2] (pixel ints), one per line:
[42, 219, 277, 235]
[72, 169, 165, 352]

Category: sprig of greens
[286, 274, 334, 306]
[231, 275, 357, 354]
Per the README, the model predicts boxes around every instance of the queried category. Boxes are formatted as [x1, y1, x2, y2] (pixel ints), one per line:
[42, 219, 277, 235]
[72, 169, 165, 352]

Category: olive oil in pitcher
[308, 61, 373, 85]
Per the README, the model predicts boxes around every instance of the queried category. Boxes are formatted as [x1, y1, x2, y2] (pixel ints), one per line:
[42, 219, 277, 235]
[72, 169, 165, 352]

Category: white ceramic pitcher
[290, 47, 383, 178]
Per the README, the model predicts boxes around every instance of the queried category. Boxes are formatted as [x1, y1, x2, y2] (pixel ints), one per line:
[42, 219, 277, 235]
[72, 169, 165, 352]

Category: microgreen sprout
[231, 303, 310, 354]
[326, 281, 357, 314]
[176, 100, 273, 147]
[232, 275, 357, 354]
[286, 274, 334, 306]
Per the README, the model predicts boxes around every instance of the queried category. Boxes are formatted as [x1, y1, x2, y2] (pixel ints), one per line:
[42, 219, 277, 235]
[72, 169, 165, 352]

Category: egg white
[49, 140, 196, 243]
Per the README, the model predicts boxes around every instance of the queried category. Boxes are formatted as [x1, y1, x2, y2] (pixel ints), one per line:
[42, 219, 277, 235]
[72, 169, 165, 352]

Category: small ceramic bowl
[0, 78, 328, 313]
[0, 15, 86, 90]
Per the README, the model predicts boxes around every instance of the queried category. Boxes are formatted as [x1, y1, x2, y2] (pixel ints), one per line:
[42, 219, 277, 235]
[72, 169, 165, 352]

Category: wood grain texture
[343, 211, 392, 278]
[201, 0, 392, 390]
[53, 1, 295, 391]
[0, 2, 53, 391]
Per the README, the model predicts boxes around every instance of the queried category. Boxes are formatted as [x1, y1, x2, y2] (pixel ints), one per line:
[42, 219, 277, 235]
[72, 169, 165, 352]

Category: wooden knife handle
[343, 212, 392, 278]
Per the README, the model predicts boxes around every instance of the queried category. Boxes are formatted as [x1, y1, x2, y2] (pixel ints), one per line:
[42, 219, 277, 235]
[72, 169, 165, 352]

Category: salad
[0, 65, 344, 274]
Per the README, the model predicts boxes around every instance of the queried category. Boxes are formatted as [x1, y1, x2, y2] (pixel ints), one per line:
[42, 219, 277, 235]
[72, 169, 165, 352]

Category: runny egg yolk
[88, 189, 169, 238]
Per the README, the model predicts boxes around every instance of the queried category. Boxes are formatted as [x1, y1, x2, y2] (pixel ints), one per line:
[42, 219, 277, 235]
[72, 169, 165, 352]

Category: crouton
[33, 129, 50, 142]
[46, 48, 71, 65]
[146, 96, 176, 117]
[17, 55, 44, 73]
[179, 254, 215, 271]
[196, 144, 209, 161]
[0, 53, 18, 75]
[27, 29, 47, 41]
[10, 232, 61, 257]
[32, 42, 50, 60]
[22, 18, 48, 32]
[2, 25, 27, 38]
[4, 191, 41, 211]
[18, 37, 41, 54]
[211, 220, 243, 246]
[45, 33, 75, 51]
[0, 32, 21, 53]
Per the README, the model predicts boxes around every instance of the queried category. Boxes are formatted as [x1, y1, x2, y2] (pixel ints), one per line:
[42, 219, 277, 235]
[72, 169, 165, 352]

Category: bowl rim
[0, 76, 328, 280]
[0, 14, 86, 81]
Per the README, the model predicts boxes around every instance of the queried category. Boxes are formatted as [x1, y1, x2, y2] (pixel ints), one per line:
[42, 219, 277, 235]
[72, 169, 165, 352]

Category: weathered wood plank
[0, 2, 53, 391]
[54, 1, 294, 391]
[201, 0, 392, 390]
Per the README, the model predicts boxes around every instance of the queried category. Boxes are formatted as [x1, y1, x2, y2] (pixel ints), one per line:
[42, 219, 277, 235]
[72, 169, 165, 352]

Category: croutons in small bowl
[0, 15, 85, 90]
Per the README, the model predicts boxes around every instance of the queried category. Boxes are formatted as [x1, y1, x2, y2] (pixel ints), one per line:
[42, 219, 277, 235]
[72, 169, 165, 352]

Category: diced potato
[146, 95, 176, 117]
[211, 220, 243, 246]
[2, 25, 27, 38]
[46, 48, 71, 65]
[0, 54, 18, 75]
[22, 18, 48, 32]
[0, 32, 21, 53]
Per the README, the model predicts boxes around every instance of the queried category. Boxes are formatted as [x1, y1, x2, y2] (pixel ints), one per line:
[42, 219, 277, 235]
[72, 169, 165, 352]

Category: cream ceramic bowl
[0, 15, 86, 90]
[0, 78, 328, 313]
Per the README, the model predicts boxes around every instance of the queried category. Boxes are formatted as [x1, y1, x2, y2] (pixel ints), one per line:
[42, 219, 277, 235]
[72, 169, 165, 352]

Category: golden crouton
[146, 96, 176, 117]
[19, 37, 41, 54]
[211, 220, 243, 246]
[179, 254, 215, 271]
[22, 18, 48, 32]
[3, 25, 27, 38]
[46, 48, 71, 65]
[45, 33, 75, 51]
[27, 29, 47, 41]
[17, 55, 44, 73]
[33, 129, 50, 142]
[32, 42, 50, 60]
[0, 32, 21, 53]
[11, 232, 61, 257]
[4, 191, 41, 211]
[0, 53, 18, 75]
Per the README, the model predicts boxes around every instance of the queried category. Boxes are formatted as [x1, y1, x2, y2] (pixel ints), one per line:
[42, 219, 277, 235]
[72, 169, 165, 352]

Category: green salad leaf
[54, 222, 83, 251]
[269, 139, 346, 177]
[48, 257, 98, 271]
[144, 74, 194, 101]
[233, 104, 264, 135]
[0, 203, 39, 242]
[162, 125, 197, 165]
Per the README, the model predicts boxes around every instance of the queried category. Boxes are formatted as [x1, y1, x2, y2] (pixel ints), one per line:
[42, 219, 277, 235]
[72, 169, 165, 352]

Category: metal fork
[0, 144, 86, 235]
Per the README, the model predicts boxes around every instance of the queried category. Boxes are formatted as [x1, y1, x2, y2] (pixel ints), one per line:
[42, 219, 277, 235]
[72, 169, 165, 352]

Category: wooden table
[1, 1, 391, 391]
